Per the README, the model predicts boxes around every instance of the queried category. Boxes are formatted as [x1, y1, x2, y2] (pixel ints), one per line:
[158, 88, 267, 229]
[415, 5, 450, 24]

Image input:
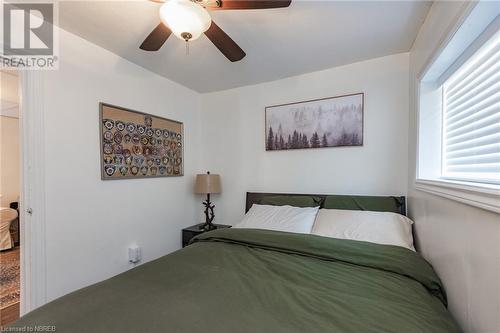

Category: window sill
[415, 179, 500, 214]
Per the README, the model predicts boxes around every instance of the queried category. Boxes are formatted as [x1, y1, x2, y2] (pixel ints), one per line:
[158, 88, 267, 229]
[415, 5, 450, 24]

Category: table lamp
[194, 171, 221, 231]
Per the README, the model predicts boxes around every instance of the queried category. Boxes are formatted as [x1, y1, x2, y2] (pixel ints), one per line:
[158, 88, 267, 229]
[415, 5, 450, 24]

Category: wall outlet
[128, 246, 141, 264]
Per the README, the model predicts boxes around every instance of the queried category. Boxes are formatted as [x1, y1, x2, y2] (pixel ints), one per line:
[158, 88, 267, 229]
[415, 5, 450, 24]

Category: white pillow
[233, 204, 319, 234]
[311, 209, 415, 251]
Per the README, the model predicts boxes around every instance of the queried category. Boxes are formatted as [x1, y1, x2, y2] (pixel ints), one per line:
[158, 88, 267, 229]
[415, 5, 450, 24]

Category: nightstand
[182, 223, 231, 248]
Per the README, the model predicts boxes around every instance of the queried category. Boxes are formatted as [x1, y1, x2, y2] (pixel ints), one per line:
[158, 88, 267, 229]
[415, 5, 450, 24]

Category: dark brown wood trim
[0, 302, 19, 327]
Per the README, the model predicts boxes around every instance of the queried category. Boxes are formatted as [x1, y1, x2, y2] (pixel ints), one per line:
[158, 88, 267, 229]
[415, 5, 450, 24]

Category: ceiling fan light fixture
[160, 0, 212, 41]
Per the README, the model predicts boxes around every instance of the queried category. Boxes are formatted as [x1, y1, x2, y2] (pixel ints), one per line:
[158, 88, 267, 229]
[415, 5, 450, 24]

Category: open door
[0, 68, 48, 326]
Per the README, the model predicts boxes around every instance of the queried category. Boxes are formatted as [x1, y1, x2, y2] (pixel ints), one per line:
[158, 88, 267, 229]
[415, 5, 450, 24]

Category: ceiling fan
[140, 0, 292, 62]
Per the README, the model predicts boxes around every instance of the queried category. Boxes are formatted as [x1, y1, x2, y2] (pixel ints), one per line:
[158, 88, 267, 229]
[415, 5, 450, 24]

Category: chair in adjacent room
[0, 207, 18, 251]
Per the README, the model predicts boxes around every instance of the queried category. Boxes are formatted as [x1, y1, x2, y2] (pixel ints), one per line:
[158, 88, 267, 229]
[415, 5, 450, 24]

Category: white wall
[1, 70, 19, 105]
[40, 29, 201, 301]
[408, 2, 500, 332]
[0, 71, 20, 207]
[0, 115, 20, 207]
[199, 53, 409, 225]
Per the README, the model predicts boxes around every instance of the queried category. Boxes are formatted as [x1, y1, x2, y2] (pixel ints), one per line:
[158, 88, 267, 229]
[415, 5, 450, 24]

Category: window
[441, 33, 500, 185]
[416, 1, 499, 213]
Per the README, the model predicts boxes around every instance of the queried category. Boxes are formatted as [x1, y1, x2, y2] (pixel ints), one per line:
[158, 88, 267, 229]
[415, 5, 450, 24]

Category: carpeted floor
[0, 246, 20, 309]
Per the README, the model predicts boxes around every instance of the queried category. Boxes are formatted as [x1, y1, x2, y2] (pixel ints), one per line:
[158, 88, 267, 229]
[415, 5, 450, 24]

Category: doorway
[0, 68, 21, 325]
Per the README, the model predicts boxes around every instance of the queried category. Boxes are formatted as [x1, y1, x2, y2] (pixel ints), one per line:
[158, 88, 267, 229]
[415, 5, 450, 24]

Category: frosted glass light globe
[160, 0, 212, 41]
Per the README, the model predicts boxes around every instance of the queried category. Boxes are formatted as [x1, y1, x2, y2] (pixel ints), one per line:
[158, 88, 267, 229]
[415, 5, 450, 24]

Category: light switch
[128, 246, 141, 264]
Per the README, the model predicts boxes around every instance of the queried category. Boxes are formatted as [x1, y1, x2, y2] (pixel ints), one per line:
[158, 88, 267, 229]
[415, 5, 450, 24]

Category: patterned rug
[0, 247, 20, 309]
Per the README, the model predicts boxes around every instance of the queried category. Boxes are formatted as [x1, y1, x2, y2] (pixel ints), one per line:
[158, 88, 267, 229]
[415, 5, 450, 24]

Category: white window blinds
[442, 32, 500, 184]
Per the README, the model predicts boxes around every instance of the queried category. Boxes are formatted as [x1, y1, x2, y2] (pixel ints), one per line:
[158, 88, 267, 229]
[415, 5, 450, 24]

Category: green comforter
[11, 229, 459, 332]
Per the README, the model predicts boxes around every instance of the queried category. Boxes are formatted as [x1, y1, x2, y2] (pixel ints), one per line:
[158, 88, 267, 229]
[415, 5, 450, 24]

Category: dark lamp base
[200, 193, 217, 232]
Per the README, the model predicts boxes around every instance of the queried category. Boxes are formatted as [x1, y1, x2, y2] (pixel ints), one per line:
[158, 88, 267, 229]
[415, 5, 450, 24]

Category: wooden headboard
[245, 192, 406, 216]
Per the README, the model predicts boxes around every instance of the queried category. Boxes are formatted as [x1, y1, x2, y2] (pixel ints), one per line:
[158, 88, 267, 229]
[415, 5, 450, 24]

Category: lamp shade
[160, 0, 212, 41]
[194, 173, 221, 194]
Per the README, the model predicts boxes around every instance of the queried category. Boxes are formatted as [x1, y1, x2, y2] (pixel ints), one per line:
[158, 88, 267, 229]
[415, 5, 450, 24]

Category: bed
[10, 193, 459, 332]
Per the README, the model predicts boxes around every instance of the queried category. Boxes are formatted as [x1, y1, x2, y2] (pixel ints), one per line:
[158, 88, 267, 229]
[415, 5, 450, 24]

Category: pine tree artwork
[310, 132, 320, 148]
[321, 134, 328, 147]
[265, 93, 363, 151]
[267, 126, 274, 150]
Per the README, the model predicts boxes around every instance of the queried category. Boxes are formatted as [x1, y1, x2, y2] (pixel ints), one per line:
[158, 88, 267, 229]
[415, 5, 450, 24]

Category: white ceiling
[59, 0, 431, 93]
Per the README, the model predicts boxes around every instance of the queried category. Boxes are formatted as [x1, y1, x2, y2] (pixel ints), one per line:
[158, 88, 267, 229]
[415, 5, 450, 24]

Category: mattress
[11, 228, 459, 332]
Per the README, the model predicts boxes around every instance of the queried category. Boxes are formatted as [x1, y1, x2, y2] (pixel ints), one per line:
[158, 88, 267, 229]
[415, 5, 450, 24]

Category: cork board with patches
[99, 103, 183, 180]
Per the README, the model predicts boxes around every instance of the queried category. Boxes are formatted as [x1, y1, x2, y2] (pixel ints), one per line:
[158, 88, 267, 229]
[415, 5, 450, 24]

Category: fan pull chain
[180, 32, 192, 56]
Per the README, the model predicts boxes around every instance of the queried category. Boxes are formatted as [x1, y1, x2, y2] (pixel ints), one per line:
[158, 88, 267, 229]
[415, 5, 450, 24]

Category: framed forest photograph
[265, 93, 363, 151]
[99, 103, 184, 180]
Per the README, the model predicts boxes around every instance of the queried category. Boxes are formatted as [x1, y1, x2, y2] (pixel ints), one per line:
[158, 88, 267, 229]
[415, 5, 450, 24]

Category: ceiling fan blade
[209, 0, 291, 10]
[139, 23, 172, 51]
[204, 21, 246, 62]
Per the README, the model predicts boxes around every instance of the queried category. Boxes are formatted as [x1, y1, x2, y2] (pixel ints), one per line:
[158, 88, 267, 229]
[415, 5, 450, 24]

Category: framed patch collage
[99, 103, 183, 180]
